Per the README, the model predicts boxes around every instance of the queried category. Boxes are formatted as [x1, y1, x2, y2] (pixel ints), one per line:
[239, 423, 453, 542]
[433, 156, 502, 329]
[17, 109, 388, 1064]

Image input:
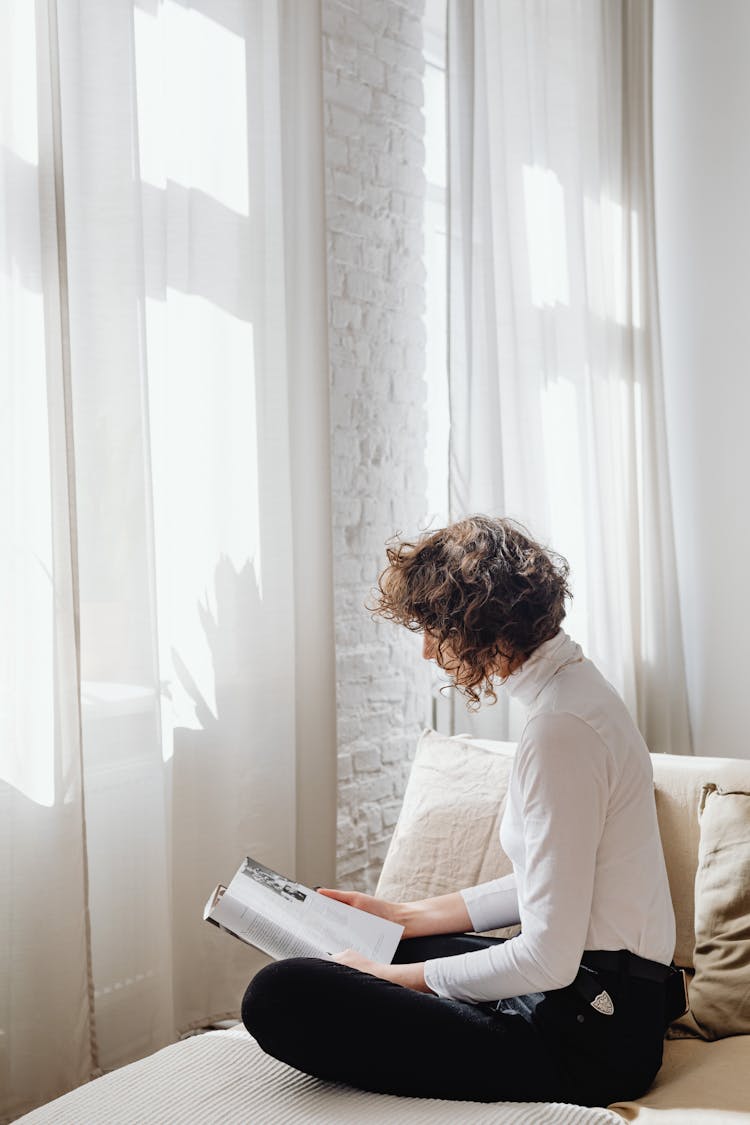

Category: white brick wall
[322, 0, 430, 891]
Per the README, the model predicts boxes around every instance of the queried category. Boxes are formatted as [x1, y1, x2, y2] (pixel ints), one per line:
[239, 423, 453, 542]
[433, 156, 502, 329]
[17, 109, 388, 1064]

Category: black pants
[241, 934, 666, 1106]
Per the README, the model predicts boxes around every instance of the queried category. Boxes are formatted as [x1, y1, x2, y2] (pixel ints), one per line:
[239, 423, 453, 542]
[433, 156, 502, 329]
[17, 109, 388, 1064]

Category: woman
[242, 515, 679, 1106]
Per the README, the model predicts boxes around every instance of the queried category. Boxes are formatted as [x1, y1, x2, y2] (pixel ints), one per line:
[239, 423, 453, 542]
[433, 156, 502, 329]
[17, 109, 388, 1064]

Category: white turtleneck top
[422, 630, 676, 1004]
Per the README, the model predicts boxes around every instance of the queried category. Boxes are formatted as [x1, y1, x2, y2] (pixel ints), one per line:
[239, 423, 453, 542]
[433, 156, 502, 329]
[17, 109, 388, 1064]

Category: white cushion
[375, 729, 519, 938]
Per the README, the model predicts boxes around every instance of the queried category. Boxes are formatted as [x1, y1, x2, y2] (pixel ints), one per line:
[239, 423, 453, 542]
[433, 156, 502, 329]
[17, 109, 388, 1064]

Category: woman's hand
[315, 887, 414, 936]
[330, 948, 433, 993]
[316, 886, 473, 940]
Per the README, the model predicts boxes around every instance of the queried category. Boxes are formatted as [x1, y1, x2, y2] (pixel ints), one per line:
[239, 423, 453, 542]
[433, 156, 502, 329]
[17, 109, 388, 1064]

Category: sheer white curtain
[0, 0, 335, 1118]
[446, 0, 692, 754]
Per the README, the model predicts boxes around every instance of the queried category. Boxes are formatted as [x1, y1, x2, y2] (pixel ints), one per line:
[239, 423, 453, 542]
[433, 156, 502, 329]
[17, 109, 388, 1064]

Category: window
[423, 0, 449, 531]
[423, 0, 453, 732]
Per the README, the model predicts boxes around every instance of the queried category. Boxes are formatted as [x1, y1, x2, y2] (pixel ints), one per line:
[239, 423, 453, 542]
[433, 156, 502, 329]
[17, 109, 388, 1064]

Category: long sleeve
[460, 872, 519, 933]
[424, 712, 610, 1003]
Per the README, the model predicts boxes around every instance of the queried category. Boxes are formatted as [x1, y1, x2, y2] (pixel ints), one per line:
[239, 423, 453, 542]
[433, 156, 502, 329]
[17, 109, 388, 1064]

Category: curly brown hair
[372, 515, 572, 709]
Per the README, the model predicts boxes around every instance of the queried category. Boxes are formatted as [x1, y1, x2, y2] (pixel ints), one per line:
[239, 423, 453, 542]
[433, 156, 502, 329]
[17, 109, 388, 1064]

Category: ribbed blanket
[16, 1026, 623, 1124]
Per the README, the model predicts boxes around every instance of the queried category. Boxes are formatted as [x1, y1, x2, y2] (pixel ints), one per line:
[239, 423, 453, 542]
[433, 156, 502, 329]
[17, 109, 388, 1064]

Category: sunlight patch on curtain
[584, 195, 642, 329]
[2, 0, 38, 164]
[134, 2, 249, 216]
[0, 0, 54, 807]
[0, 282, 56, 807]
[522, 164, 570, 309]
[145, 291, 260, 749]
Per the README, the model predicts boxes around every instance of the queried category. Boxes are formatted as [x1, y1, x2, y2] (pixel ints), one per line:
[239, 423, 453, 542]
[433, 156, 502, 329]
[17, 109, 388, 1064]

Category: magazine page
[207, 883, 330, 961]
[207, 856, 404, 963]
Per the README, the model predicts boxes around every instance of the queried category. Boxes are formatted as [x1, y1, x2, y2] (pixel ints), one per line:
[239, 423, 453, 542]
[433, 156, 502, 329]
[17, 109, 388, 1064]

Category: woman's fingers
[315, 887, 400, 926]
[316, 887, 351, 900]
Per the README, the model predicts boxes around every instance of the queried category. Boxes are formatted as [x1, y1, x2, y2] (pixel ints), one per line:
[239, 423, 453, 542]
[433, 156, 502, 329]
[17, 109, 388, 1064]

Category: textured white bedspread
[17, 1025, 623, 1124]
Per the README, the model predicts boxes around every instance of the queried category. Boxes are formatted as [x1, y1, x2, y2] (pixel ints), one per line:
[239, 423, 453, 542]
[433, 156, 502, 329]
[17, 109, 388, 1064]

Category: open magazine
[204, 856, 404, 964]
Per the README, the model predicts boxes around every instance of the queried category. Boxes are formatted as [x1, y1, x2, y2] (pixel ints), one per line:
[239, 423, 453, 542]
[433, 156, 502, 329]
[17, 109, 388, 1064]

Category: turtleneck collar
[502, 629, 584, 709]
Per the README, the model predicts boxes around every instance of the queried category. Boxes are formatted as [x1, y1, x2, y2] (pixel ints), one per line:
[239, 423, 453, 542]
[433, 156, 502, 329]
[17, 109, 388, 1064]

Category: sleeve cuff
[423, 956, 478, 1002]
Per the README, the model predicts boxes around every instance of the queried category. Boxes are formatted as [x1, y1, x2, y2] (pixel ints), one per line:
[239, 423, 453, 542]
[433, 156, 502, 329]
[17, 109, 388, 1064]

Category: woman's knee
[241, 957, 322, 1040]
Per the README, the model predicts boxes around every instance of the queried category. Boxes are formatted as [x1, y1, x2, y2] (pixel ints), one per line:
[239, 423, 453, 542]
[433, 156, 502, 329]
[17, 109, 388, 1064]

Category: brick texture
[322, 0, 430, 892]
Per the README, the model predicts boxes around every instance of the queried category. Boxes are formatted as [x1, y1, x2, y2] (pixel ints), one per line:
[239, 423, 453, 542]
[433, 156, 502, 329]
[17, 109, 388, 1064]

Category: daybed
[18, 730, 750, 1123]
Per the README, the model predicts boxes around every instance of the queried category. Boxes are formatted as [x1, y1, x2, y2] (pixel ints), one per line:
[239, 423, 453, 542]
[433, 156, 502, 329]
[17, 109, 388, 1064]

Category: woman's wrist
[398, 898, 443, 937]
[384, 960, 433, 993]
[398, 892, 472, 938]
[396, 899, 423, 937]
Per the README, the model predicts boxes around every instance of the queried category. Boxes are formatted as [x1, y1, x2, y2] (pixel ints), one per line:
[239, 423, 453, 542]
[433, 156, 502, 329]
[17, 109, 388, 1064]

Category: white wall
[654, 0, 750, 757]
[322, 0, 431, 889]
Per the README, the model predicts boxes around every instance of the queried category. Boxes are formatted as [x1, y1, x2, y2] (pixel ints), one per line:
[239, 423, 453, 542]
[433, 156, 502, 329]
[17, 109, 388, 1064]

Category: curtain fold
[1, 0, 336, 1117]
[447, 0, 692, 754]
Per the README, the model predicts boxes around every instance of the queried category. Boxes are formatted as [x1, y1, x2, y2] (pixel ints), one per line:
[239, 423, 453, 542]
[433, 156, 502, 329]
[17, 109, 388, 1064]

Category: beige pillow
[671, 785, 750, 1040]
[648, 754, 750, 969]
[375, 728, 520, 938]
[653, 780, 702, 970]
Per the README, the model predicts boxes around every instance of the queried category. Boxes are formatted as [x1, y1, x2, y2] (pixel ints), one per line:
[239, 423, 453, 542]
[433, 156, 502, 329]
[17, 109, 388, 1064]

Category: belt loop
[618, 949, 629, 991]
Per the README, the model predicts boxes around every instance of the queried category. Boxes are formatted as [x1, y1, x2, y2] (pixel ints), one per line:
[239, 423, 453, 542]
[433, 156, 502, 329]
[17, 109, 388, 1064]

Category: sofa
[17, 730, 750, 1124]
